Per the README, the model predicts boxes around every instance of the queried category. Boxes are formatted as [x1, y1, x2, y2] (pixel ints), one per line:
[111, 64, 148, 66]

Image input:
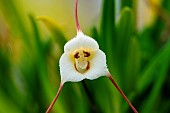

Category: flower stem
[74, 0, 81, 33]
[46, 83, 64, 113]
[107, 73, 138, 113]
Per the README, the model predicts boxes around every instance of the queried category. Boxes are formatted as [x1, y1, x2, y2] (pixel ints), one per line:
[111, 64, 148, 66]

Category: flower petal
[59, 49, 108, 83]
[85, 50, 108, 80]
[64, 32, 99, 52]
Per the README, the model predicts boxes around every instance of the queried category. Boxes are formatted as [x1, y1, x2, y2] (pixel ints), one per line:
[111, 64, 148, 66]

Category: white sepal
[59, 32, 109, 83]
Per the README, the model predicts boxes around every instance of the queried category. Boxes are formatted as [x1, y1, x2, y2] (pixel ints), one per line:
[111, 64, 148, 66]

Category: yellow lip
[69, 47, 95, 74]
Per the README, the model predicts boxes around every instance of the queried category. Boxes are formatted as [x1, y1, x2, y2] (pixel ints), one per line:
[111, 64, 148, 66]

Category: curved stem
[74, 0, 81, 33]
[46, 83, 64, 113]
[107, 73, 138, 113]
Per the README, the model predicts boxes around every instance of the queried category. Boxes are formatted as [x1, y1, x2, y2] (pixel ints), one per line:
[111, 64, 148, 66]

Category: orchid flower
[46, 0, 138, 113]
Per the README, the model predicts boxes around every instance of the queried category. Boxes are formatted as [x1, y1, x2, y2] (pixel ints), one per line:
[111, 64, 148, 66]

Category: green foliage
[0, 0, 170, 113]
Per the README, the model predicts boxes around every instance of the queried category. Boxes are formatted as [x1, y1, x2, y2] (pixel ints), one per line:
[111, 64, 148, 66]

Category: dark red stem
[75, 0, 81, 33]
[107, 74, 138, 113]
[46, 83, 64, 113]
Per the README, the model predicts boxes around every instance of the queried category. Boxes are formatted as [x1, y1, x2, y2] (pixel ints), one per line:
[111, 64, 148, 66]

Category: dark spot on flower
[74, 52, 79, 59]
[83, 51, 90, 57]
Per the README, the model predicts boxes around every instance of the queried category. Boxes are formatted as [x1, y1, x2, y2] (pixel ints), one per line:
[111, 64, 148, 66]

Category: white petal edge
[64, 32, 99, 52]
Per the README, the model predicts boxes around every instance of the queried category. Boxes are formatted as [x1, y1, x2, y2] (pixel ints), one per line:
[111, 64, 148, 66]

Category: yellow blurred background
[21, 0, 102, 38]
[11, 0, 161, 38]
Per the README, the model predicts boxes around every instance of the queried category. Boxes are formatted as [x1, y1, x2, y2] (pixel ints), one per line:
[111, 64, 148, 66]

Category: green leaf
[136, 39, 170, 94]
[100, 0, 115, 66]
[0, 0, 31, 45]
[116, 7, 134, 62]
[91, 27, 99, 42]
[124, 37, 140, 93]
[159, 101, 170, 113]
[29, 15, 43, 52]
[140, 50, 170, 113]
[100, 1, 122, 112]
[115, 7, 135, 93]
[121, 0, 133, 8]
[0, 90, 21, 113]
[37, 16, 67, 50]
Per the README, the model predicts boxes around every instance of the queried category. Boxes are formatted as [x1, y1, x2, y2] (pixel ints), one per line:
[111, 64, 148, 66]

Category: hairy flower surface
[60, 32, 108, 83]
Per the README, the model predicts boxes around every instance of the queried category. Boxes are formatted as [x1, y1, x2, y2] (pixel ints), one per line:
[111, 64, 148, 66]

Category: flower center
[74, 49, 90, 74]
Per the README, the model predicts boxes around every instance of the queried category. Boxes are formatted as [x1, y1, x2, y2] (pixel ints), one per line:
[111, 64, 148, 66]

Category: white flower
[46, 0, 138, 113]
[59, 32, 109, 83]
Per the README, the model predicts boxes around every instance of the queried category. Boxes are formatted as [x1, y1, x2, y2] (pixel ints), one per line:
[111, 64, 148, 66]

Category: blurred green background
[0, 0, 170, 113]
